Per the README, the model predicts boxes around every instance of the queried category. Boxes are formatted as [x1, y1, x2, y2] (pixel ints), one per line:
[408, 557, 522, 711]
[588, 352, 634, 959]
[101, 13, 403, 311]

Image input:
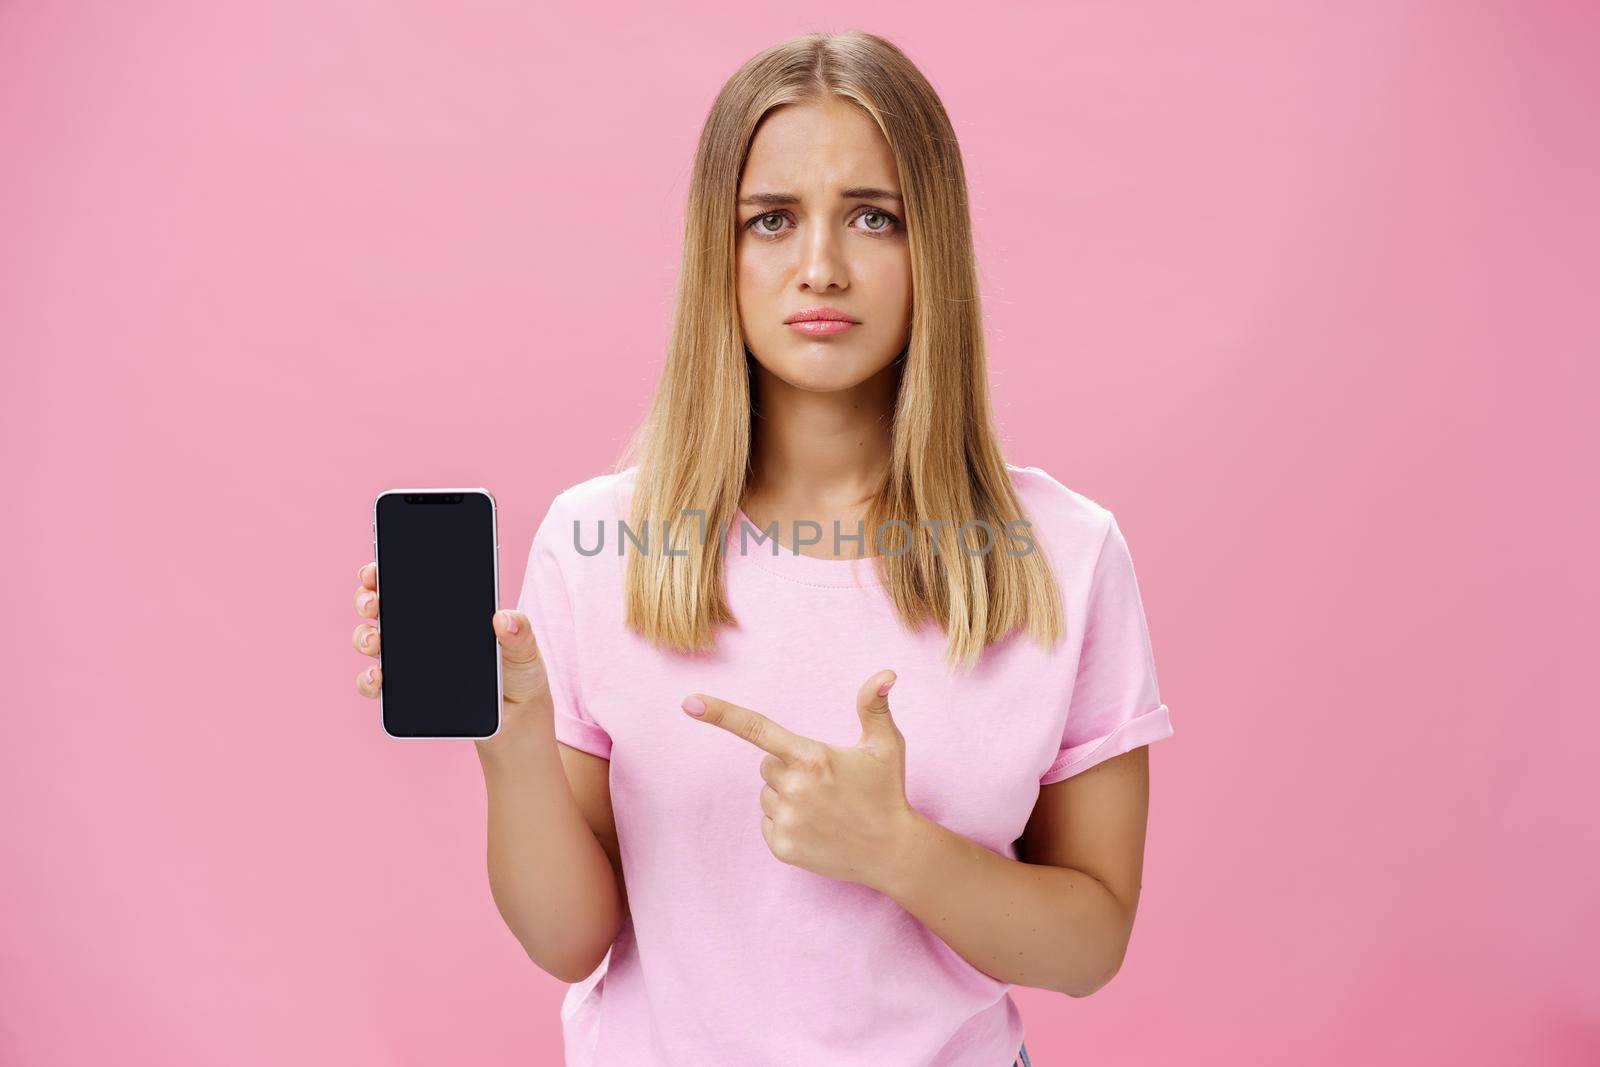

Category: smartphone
[371, 488, 501, 739]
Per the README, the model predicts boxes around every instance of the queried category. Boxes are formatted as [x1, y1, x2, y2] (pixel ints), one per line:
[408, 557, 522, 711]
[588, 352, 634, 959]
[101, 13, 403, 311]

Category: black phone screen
[373, 489, 500, 739]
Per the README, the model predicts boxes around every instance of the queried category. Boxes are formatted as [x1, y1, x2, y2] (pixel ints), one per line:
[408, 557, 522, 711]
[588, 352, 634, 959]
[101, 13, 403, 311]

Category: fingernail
[505, 613, 519, 635]
[358, 593, 373, 612]
[362, 630, 374, 648]
[877, 676, 896, 697]
[681, 695, 706, 717]
[366, 667, 376, 683]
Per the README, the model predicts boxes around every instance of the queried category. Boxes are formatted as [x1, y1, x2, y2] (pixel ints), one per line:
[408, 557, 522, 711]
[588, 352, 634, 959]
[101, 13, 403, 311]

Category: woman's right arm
[476, 725, 628, 983]
[352, 562, 626, 982]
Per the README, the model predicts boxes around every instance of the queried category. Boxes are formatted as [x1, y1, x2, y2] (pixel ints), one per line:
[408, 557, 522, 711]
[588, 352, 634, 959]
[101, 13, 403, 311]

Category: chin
[775, 367, 867, 393]
[773, 327, 901, 374]
[772, 348, 887, 392]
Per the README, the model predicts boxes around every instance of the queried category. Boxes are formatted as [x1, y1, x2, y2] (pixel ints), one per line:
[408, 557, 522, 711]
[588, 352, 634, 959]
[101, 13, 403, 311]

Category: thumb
[855, 669, 901, 748]
[494, 610, 548, 697]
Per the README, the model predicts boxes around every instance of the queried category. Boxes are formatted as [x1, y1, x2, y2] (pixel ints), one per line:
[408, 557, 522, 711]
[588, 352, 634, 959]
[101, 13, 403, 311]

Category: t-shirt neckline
[727, 507, 888, 588]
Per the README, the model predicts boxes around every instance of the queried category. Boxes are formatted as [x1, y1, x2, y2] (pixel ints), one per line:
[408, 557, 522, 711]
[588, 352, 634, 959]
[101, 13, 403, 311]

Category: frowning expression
[736, 96, 913, 392]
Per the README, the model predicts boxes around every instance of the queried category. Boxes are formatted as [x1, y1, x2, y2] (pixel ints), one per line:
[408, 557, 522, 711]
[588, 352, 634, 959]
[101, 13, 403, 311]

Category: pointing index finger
[683, 694, 815, 762]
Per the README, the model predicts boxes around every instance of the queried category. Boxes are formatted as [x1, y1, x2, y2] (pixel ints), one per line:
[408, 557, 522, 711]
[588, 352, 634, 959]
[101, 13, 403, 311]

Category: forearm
[476, 724, 621, 982]
[874, 810, 1133, 997]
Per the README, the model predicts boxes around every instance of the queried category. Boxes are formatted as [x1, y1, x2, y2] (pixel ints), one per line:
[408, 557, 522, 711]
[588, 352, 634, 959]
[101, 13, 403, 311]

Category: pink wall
[4, 3, 1594, 1064]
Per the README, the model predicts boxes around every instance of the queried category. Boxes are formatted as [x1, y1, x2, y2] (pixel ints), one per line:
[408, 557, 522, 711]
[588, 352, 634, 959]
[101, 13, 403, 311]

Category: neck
[743, 360, 897, 536]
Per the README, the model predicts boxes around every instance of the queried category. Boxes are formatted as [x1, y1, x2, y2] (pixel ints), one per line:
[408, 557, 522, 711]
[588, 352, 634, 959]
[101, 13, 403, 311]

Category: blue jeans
[1011, 1040, 1033, 1066]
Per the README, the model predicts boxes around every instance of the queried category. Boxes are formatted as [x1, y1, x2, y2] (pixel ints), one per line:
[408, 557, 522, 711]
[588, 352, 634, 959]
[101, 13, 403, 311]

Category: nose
[797, 220, 847, 293]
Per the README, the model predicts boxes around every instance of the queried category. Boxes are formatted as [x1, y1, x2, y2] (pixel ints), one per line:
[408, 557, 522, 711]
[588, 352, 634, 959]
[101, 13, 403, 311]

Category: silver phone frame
[372, 486, 503, 741]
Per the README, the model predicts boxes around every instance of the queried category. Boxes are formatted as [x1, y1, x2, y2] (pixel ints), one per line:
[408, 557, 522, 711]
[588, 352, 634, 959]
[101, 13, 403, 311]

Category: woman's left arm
[877, 745, 1152, 998]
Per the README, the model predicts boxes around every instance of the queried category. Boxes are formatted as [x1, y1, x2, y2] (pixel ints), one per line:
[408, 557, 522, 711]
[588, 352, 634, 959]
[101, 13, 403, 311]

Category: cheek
[736, 253, 775, 317]
[866, 248, 913, 318]
[890, 250, 913, 304]
[737, 245, 785, 292]
[862, 235, 909, 278]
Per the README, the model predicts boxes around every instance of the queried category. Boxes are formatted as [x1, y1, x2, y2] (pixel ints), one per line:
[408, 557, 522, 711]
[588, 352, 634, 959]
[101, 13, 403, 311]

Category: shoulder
[528, 467, 641, 595]
[1004, 462, 1116, 548]
[529, 466, 638, 573]
[545, 464, 640, 522]
[1002, 463, 1125, 591]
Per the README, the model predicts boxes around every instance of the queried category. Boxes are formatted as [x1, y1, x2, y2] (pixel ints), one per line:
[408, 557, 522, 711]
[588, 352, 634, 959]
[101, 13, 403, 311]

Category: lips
[783, 306, 860, 325]
[787, 319, 857, 336]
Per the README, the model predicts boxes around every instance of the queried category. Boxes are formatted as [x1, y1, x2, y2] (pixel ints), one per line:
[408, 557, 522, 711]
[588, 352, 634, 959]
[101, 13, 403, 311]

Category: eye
[858, 209, 900, 233]
[749, 211, 788, 236]
[742, 207, 903, 238]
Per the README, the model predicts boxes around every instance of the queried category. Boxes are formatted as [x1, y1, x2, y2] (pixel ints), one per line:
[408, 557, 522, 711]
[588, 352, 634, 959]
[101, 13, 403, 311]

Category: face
[735, 96, 913, 393]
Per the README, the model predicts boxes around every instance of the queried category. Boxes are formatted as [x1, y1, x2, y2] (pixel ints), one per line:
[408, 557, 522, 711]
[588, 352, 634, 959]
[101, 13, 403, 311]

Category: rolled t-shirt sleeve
[516, 494, 612, 760]
[1040, 513, 1173, 785]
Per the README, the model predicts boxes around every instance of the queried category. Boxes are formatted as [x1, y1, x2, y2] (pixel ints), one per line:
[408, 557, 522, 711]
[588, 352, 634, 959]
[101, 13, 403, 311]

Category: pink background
[4, 3, 1594, 1064]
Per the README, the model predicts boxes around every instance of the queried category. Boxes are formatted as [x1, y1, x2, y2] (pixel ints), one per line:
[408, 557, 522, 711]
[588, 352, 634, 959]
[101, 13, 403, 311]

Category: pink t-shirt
[515, 462, 1173, 1066]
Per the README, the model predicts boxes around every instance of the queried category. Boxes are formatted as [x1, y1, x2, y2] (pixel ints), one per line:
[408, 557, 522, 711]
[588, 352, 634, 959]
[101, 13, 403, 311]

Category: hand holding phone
[352, 559, 559, 755]
[352, 488, 557, 744]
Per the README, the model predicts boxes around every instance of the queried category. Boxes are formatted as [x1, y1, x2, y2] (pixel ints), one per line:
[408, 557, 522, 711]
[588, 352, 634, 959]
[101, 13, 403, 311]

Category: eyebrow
[737, 186, 903, 207]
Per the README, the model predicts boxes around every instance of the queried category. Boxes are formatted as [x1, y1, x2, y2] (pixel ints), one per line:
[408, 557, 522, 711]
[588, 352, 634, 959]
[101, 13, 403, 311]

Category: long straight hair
[613, 30, 1063, 672]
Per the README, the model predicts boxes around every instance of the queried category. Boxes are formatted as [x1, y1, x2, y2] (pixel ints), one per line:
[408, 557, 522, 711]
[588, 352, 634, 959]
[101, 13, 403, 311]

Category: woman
[353, 30, 1172, 1066]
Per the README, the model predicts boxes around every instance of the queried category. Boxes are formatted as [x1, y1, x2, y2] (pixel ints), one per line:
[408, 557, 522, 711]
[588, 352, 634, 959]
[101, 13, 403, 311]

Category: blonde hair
[612, 30, 1063, 672]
